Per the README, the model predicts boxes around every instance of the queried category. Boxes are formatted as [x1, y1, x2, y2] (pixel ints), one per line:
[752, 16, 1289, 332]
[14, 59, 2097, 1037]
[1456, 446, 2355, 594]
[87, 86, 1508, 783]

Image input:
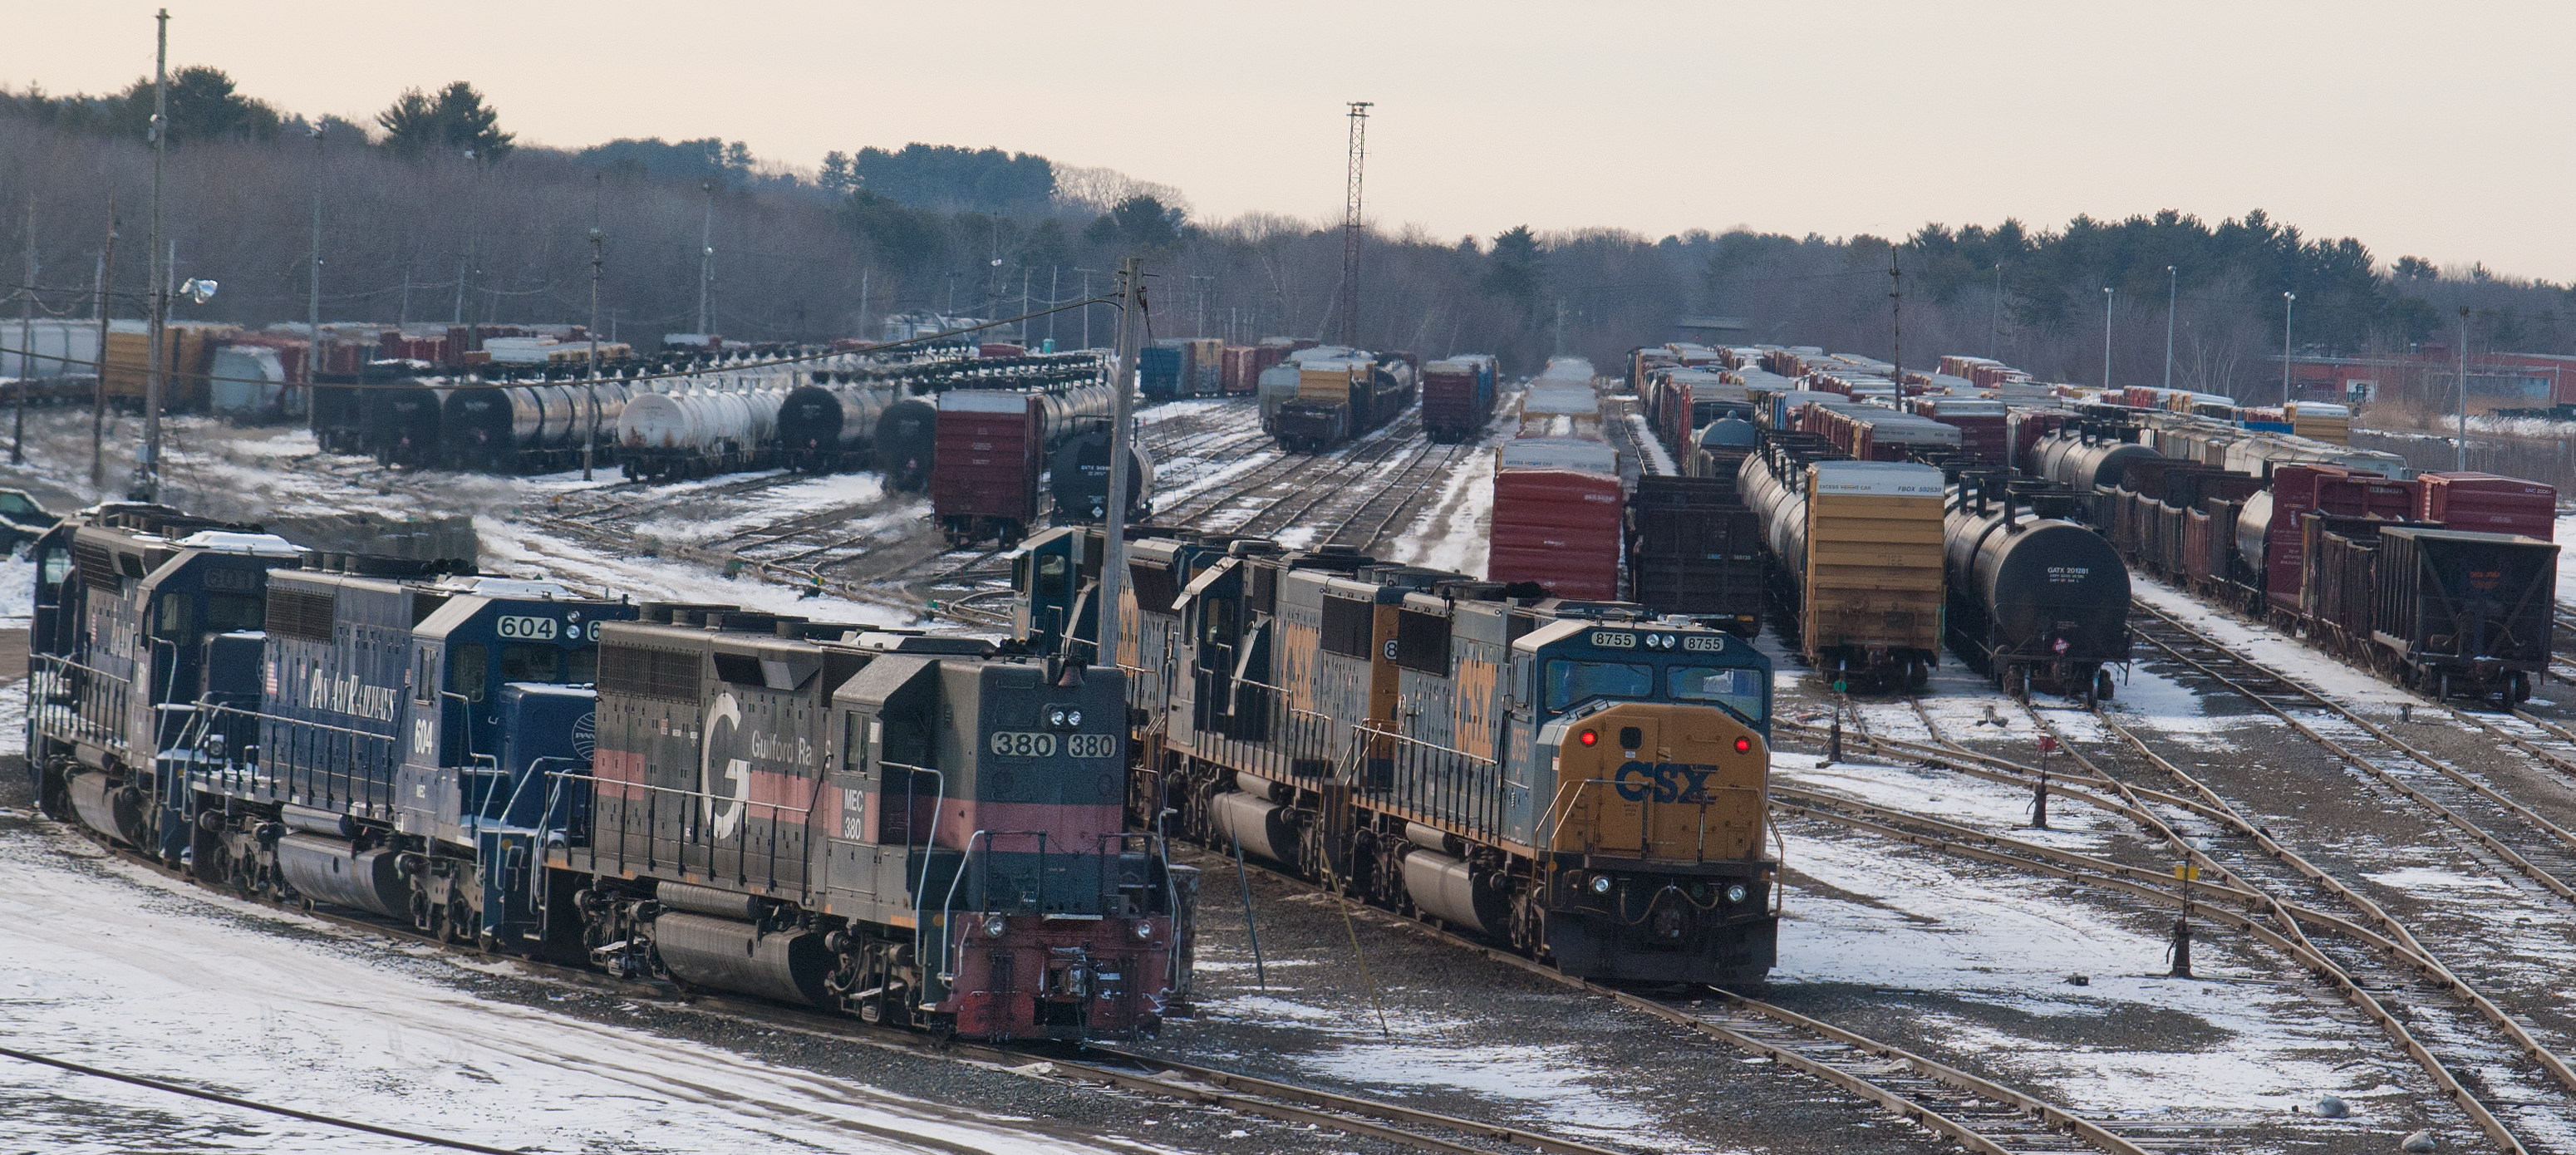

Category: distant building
[2270, 349, 2576, 410]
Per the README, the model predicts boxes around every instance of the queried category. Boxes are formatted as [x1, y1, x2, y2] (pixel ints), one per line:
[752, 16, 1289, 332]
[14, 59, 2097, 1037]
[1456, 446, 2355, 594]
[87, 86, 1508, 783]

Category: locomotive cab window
[1034, 552, 1069, 600]
[37, 546, 71, 591]
[1544, 660, 1653, 712]
[567, 644, 598, 686]
[207, 594, 261, 634]
[153, 596, 192, 641]
[450, 643, 489, 701]
[501, 643, 562, 683]
[1671, 666, 1767, 725]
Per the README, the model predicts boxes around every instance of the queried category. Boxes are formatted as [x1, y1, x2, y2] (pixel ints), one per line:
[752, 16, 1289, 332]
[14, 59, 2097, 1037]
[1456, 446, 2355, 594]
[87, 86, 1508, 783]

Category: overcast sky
[10, 2, 2569, 278]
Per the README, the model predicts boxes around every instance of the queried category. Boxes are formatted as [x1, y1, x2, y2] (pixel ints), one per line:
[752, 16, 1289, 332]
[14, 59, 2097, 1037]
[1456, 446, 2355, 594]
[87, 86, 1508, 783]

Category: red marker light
[1735, 737, 1753, 753]
[1578, 730, 1599, 747]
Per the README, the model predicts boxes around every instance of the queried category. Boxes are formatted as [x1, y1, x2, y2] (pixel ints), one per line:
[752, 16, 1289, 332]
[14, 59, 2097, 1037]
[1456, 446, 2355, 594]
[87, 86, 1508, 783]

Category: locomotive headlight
[1724, 882, 1750, 904]
[1066, 709, 1083, 728]
[1049, 708, 1068, 728]
[1134, 920, 1153, 941]
[983, 914, 1009, 938]
[1590, 874, 1614, 895]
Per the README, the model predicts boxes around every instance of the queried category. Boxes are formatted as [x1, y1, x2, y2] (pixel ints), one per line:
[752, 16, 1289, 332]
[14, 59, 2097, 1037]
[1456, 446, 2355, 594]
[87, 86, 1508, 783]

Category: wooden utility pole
[1094, 256, 1144, 665]
[585, 222, 603, 480]
[91, 195, 116, 490]
[305, 122, 324, 420]
[137, 7, 169, 501]
[16, 191, 32, 464]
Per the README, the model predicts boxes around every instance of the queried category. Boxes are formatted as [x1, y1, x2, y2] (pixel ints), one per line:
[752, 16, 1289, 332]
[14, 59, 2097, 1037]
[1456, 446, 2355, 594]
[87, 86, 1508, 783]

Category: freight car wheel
[2095, 667, 2116, 702]
[2512, 671, 2533, 702]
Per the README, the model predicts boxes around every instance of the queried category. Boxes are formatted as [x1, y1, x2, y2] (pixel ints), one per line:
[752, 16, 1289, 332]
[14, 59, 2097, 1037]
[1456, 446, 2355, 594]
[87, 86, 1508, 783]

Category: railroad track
[1325, 439, 1471, 552]
[1193, 844, 2173, 1155]
[2128, 602, 2576, 908]
[1215, 415, 1433, 539]
[49, 823, 1637, 1155]
[1780, 705, 2576, 1153]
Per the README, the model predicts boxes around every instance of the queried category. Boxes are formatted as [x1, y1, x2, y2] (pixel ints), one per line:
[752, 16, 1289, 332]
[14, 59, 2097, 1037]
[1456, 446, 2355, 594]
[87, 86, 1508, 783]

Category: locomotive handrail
[189, 700, 403, 814]
[1178, 674, 1335, 784]
[885, 759, 948, 971]
[554, 771, 811, 887]
[479, 754, 587, 834]
[28, 653, 135, 755]
[1355, 722, 1505, 834]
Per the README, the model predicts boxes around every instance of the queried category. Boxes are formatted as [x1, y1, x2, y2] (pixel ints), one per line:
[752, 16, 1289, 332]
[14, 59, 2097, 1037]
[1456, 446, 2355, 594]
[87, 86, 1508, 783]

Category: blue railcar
[179, 568, 637, 937]
[27, 504, 1181, 1042]
[28, 505, 307, 858]
[1138, 344, 1187, 403]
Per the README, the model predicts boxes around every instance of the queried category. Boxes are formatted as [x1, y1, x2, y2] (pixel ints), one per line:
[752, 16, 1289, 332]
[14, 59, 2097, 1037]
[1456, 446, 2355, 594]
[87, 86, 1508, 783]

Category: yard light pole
[2280, 292, 2295, 407]
[2457, 306, 2470, 470]
[2101, 287, 2113, 389]
[2163, 265, 2176, 392]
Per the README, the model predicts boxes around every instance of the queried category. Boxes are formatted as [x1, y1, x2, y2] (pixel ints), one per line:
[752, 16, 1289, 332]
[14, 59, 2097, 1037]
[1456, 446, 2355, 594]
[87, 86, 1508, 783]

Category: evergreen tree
[377, 81, 513, 159]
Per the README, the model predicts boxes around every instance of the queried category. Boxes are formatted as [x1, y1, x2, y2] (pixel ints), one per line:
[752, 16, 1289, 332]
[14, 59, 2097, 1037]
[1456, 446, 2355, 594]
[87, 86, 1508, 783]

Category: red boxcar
[931, 391, 1042, 545]
[2416, 472, 2556, 539]
[1489, 468, 1623, 599]
[2264, 466, 2416, 613]
[1910, 397, 2009, 464]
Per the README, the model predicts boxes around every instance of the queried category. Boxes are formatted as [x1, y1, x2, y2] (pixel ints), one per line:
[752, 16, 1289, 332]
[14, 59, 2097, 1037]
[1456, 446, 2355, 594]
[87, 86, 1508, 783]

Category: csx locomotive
[1016, 526, 1778, 987]
[27, 503, 1175, 1040]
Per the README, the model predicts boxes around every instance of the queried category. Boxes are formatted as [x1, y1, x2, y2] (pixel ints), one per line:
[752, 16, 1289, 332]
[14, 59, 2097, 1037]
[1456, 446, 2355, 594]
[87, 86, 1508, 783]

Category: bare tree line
[9, 98, 2569, 393]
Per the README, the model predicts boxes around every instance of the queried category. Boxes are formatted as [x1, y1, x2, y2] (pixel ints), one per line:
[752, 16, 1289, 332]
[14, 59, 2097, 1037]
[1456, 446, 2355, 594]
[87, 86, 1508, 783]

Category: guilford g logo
[701, 691, 754, 839]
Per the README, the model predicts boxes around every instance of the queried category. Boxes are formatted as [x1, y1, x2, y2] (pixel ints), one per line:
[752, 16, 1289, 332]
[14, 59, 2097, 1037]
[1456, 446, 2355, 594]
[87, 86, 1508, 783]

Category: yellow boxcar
[1801, 460, 1946, 687]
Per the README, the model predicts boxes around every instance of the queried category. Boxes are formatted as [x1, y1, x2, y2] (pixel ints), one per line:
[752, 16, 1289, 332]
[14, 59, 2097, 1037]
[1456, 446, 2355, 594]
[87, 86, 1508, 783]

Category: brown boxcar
[931, 390, 1042, 545]
[1625, 474, 1763, 636]
[2416, 472, 2556, 540]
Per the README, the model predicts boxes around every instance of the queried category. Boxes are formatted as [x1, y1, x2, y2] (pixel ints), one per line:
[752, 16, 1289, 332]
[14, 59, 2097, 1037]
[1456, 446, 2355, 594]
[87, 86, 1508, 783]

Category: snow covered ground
[0, 555, 30, 622]
[1769, 749, 2411, 1126]
[0, 818, 1142, 1155]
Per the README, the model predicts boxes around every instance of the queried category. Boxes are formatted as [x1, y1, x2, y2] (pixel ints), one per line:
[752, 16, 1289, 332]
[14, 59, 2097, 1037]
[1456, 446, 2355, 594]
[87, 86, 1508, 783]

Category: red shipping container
[931, 391, 1041, 530]
[977, 343, 1027, 358]
[2417, 472, 2556, 540]
[1488, 468, 1623, 599]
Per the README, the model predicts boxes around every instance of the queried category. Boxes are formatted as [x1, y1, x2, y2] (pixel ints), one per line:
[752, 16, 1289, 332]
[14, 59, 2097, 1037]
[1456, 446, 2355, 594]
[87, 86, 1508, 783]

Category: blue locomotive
[27, 504, 1177, 1040]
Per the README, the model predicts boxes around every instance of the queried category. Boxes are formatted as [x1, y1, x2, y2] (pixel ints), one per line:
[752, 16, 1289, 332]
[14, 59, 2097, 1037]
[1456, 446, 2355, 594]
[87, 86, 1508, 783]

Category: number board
[1066, 734, 1119, 759]
[497, 615, 559, 641]
[1590, 631, 1636, 649]
[1682, 635, 1724, 652]
[988, 731, 1057, 759]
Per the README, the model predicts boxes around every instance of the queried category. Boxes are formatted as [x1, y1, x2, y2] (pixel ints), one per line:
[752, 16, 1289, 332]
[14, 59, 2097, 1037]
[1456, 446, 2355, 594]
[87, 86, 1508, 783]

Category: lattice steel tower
[1339, 101, 1372, 347]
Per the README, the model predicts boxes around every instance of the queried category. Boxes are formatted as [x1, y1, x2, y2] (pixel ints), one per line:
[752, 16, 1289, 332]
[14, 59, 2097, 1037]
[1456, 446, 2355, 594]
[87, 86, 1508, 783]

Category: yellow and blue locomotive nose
[1549, 702, 1767, 862]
